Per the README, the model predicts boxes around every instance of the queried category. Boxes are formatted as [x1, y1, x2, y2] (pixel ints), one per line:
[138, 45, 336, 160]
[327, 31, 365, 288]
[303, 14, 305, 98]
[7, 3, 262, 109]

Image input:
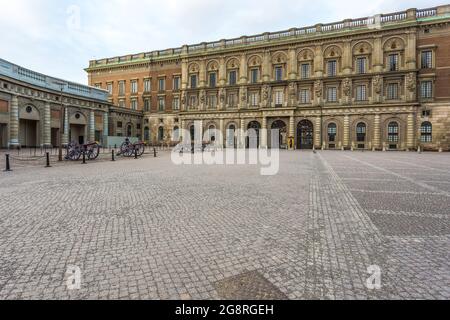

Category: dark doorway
[297, 120, 314, 149]
[270, 120, 287, 148]
[246, 121, 261, 148]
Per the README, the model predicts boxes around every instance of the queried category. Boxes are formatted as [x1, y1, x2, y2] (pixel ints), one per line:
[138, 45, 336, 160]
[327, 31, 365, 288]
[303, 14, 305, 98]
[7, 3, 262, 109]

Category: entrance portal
[19, 119, 39, 147]
[246, 121, 261, 148]
[0, 124, 7, 148]
[297, 120, 314, 149]
[70, 124, 86, 145]
[270, 120, 287, 148]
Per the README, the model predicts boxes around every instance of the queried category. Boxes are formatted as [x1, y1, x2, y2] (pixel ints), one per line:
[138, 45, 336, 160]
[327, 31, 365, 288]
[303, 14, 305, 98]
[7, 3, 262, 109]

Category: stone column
[373, 114, 381, 150]
[239, 118, 246, 148]
[89, 110, 95, 142]
[261, 116, 268, 148]
[9, 95, 20, 148]
[199, 58, 206, 88]
[239, 53, 247, 84]
[314, 45, 324, 78]
[288, 47, 297, 80]
[315, 116, 322, 148]
[262, 51, 271, 82]
[180, 120, 185, 142]
[219, 56, 226, 86]
[62, 108, 69, 145]
[343, 115, 350, 149]
[407, 113, 414, 150]
[219, 118, 224, 148]
[289, 116, 295, 138]
[406, 32, 417, 70]
[43, 102, 51, 147]
[103, 112, 109, 137]
[181, 58, 189, 90]
[342, 40, 352, 75]
[373, 36, 383, 73]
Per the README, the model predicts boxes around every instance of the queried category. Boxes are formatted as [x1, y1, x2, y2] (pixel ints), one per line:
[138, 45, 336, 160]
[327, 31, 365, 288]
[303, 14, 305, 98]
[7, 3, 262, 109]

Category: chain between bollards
[4, 154, 12, 172]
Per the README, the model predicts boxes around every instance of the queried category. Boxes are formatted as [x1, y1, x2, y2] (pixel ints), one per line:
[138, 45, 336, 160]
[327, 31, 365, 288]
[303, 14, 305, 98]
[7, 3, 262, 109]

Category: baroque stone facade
[0, 59, 142, 148]
[86, 5, 450, 151]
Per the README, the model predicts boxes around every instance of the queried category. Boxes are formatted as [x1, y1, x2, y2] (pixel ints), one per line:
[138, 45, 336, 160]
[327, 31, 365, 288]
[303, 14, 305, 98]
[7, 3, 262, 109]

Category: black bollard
[45, 152, 51, 168]
[4, 154, 12, 172]
[134, 147, 138, 159]
[112, 150, 115, 162]
[153, 147, 157, 158]
[82, 151, 86, 164]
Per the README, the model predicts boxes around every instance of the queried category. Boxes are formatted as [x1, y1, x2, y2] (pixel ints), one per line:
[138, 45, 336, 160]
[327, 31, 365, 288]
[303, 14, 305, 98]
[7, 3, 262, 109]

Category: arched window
[158, 127, 164, 141]
[327, 123, 337, 142]
[388, 122, 399, 143]
[127, 125, 132, 137]
[356, 123, 367, 142]
[208, 125, 216, 142]
[420, 121, 432, 143]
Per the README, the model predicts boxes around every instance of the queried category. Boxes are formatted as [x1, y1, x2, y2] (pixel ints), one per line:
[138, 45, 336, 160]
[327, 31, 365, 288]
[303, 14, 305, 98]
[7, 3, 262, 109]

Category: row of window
[118, 96, 181, 112]
[96, 77, 181, 96]
[326, 121, 433, 143]
[187, 51, 434, 88]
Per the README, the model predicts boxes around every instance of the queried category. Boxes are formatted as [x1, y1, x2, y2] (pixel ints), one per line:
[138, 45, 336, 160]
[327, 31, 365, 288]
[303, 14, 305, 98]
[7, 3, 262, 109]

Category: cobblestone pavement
[0, 150, 448, 300]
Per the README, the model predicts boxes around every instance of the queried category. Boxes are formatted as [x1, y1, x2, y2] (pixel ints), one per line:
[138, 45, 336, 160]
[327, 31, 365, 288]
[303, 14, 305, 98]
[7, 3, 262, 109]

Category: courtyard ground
[0, 150, 449, 300]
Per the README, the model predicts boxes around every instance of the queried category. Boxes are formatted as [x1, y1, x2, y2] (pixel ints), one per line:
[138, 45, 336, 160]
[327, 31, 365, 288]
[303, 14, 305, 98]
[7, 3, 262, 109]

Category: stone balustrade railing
[88, 5, 445, 68]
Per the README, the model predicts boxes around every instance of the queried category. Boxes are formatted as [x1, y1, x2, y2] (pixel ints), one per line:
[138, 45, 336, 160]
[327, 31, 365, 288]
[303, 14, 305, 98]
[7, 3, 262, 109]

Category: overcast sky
[0, 0, 444, 85]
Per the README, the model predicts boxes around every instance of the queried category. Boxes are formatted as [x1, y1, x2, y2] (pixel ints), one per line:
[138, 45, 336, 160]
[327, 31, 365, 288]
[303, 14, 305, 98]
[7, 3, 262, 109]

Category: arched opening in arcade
[297, 120, 314, 149]
[270, 120, 287, 149]
[19, 105, 40, 147]
[69, 112, 87, 145]
[246, 121, 261, 148]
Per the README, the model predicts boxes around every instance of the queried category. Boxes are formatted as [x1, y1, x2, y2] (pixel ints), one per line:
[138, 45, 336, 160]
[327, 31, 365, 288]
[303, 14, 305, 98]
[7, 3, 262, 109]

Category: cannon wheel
[87, 144, 100, 160]
[67, 147, 81, 161]
[136, 144, 145, 156]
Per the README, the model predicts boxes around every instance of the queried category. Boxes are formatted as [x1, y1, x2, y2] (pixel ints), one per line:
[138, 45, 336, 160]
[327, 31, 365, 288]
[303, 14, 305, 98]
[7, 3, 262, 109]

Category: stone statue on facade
[314, 80, 322, 98]
[406, 72, 417, 92]
[288, 82, 297, 105]
[342, 78, 352, 97]
[372, 75, 382, 94]
[262, 84, 271, 107]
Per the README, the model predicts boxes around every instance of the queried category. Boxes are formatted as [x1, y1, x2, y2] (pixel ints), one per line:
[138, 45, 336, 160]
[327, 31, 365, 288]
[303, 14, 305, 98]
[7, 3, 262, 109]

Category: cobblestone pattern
[0, 150, 448, 300]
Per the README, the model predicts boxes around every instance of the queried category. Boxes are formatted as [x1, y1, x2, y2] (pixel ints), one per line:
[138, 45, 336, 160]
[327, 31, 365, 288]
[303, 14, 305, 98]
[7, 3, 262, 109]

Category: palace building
[0, 58, 141, 148]
[86, 5, 449, 151]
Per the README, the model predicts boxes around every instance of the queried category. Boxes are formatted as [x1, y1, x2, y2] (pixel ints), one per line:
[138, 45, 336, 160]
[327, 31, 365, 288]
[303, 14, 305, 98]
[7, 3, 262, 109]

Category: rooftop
[0, 58, 109, 102]
[87, 5, 450, 70]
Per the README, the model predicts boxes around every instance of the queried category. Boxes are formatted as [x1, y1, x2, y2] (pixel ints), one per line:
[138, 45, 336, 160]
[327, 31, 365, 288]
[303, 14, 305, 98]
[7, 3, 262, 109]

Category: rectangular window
[387, 83, 399, 100]
[421, 50, 432, 69]
[144, 98, 150, 112]
[250, 69, 259, 84]
[144, 79, 151, 92]
[118, 81, 125, 96]
[173, 97, 180, 110]
[327, 87, 338, 102]
[95, 83, 101, 88]
[131, 99, 137, 110]
[158, 97, 165, 111]
[327, 60, 337, 77]
[275, 66, 283, 81]
[117, 121, 122, 128]
[356, 85, 367, 101]
[229, 70, 237, 85]
[119, 99, 125, 108]
[274, 91, 284, 106]
[299, 89, 310, 104]
[131, 80, 138, 94]
[249, 92, 259, 106]
[209, 73, 217, 88]
[190, 75, 197, 89]
[107, 83, 113, 94]
[158, 78, 165, 91]
[421, 81, 432, 99]
[227, 93, 238, 107]
[300, 63, 310, 79]
[207, 95, 217, 108]
[389, 54, 399, 71]
[356, 57, 367, 74]
[173, 77, 180, 91]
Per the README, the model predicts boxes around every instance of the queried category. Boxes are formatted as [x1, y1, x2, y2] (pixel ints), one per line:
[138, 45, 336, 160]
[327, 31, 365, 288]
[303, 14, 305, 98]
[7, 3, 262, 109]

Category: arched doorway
[173, 126, 179, 142]
[246, 121, 261, 148]
[327, 123, 337, 149]
[387, 121, 399, 149]
[356, 122, 367, 149]
[297, 120, 314, 149]
[19, 105, 40, 147]
[158, 126, 164, 142]
[271, 120, 287, 148]
[127, 124, 133, 137]
[144, 127, 150, 142]
[189, 125, 195, 142]
[226, 124, 236, 148]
